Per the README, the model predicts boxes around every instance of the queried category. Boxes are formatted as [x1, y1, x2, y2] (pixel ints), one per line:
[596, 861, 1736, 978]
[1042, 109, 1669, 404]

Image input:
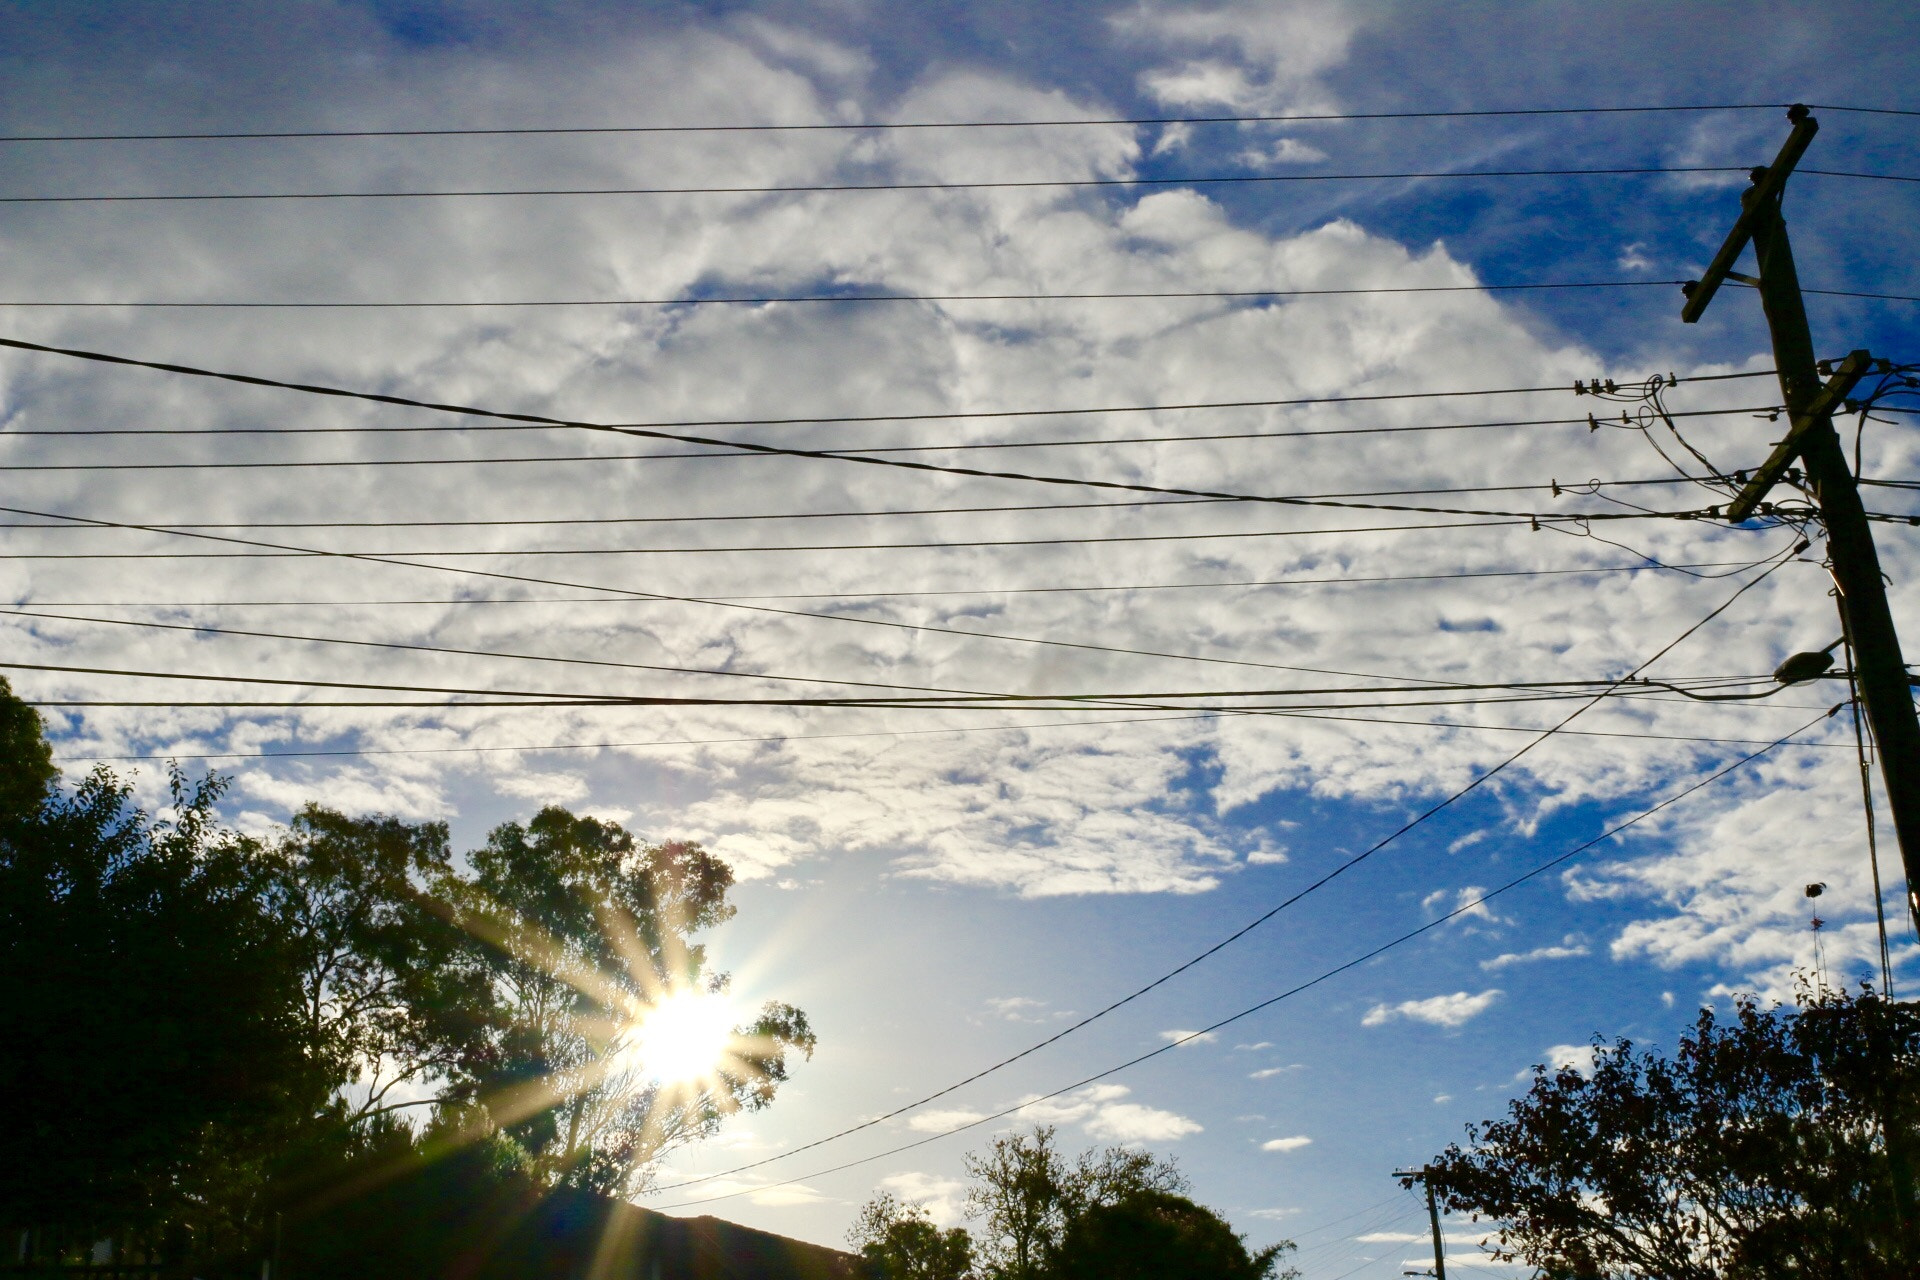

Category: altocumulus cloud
[1362, 990, 1503, 1028]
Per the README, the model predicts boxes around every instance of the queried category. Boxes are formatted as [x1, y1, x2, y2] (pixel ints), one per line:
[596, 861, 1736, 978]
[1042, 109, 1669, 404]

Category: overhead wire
[49, 713, 1846, 766]
[0, 481, 1714, 530]
[647, 706, 1832, 1209]
[0, 336, 1760, 518]
[0, 501, 1798, 697]
[0, 407, 1768, 445]
[0, 517, 1665, 559]
[0, 165, 1910, 204]
[0, 103, 1816, 142]
[0, 283, 1907, 307]
[10, 552, 1787, 607]
[0, 654, 1768, 711]
[631, 554, 1796, 1194]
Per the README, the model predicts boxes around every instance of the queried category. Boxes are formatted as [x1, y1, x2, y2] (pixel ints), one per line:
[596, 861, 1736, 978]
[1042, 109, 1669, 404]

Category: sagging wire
[1831, 356, 1920, 483]
[1835, 580, 1899, 995]
[1576, 371, 1742, 498]
[1535, 513, 1808, 580]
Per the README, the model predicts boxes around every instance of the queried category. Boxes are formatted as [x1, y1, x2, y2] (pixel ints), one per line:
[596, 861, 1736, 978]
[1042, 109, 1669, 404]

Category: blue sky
[2, 2, 1917, 1274]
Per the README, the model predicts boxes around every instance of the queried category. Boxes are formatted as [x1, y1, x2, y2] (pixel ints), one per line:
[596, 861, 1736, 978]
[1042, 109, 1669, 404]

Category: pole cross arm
[1682, 106, 1818, 324]
[1727, 349, 1874, 522]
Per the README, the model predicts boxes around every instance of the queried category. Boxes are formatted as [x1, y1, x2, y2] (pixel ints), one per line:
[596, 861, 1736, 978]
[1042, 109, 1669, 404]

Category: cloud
[1426, 886, 1506, 926]
[1235, 137, 1329, 167]
[749, 1183, 828, 1207]
[906, 1108, 987, 1133]
[1250, 1207, 1301, 1220]
[1115, 0, 1360, 111]
[1363, 990, 1503, 1028]
[1160, 1029, 1218, 1046]
[1085, 1102, 1203, 1142]
[879, 1171, 969, 1226]
[1260, 1135, 1312, 1152]
[1015, 1084, 1200, 1142]
[1539, 1043, 1599, 1076]
[1481, 939, 1590, 970]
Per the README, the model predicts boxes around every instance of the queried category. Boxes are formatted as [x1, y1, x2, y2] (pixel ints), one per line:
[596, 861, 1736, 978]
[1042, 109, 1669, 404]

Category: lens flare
[619, 990, 739, 1086]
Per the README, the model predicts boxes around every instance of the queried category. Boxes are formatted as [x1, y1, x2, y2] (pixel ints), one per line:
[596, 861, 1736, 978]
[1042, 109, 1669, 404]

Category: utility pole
[1684, 104, 1920, 937]
[1393, 1167, 1446, 1280]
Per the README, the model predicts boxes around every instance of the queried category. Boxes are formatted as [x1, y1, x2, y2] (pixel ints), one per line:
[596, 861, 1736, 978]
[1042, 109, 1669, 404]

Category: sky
[2, 1, 1917, 1274]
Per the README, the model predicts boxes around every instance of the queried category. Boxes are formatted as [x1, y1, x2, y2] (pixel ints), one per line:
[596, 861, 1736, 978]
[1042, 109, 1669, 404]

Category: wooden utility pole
[1684, 105, 1920, 936]
[1394, 1168, 1446, 1280]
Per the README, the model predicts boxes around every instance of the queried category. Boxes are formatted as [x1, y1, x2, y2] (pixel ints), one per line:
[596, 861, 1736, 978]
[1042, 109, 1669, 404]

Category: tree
[0, 675, 819, 1269]
[451, 806, 816, 1194]
[1422, 983, 1920, 1279]
[848, 1191, 974, 1280]
[264, 807, 496, 1130]
[962, 1126, 1186, 1280]
[0, 698, 316, 1257]
[1052, 1191, 1294, 1280]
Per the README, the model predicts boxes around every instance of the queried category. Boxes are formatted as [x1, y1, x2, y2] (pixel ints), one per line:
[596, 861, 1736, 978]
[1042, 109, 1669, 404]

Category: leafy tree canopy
[1052, 1191, 1293, 1280]
[1422, 983, 1920, 1280]
[0, 678, 814, 1269]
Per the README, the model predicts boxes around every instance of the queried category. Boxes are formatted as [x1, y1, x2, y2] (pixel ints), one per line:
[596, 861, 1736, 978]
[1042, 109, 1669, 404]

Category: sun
[617, 989, 740, 1087]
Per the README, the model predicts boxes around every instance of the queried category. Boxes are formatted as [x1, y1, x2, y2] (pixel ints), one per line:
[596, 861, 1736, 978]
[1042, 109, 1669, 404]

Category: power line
[0, 280, 1687, 308]
[0, 495, 1235, 527]
[3, 166, 1912, 204]
[2, 600, 1480, 688]
[0, 517, 1673, 560]
[0, 408, 1764, 444]
[6, 557, 1777, 607]
[632, 558, 1792, 1194]
[0, 337, 1774, 429]
[1, 503, 1789, 688]
[1, 655, 1759, 710]
[49, 712, 1843, 766]
[0, 336, 1764, 516]
[648, 705, 1829, 1209]
[0, 103, 1808, 143]
[0, 283, 1907, 307]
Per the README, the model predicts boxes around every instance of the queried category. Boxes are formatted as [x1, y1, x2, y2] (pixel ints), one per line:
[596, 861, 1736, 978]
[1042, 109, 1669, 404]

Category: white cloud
[1085, 1102, 1203, 1142]
[1115, 0, 1360, 111]
[879, 1171, 969, 1226]
[1363, 989, 1503, 1028]
[906, 1108, 987, 1134]
[1160, 1029, 1218, 1046]
[1539, 1043, 1599, 1076]
[1250, 1207, 1301, 1221]
[1260, 1135, 1312, 1152]
[1481, 939, 1590, 970]
[1013, 1084, 1199, 1142]
[749, 1183, 829, 1207]
[1236, 137, 1329, 167]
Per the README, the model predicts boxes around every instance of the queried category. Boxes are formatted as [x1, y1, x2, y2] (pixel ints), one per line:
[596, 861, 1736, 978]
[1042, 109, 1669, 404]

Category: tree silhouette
[1422, 984, 1920, 1279]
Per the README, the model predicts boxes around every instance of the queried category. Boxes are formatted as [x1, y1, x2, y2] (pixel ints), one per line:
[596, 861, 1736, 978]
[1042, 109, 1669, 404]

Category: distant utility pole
[1393, 1167, 1446, 1280]
[1684, 104, 1920, 937]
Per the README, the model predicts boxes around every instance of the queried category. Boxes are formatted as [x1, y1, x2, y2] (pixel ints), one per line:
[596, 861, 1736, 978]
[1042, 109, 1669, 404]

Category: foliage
[1422, 983, 1920, 1279]
[849, 1191, 974, 1280]
[0, 739, 316, 1254]
[265, 807, 497, 1128]
[1051, 1191, 1294, 1280]
[962, 1126, 1186, 1280]
[855, 1127, 1288, 1280]
[451, 807, 816, 1194]
[0, 679, 814, 1267]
